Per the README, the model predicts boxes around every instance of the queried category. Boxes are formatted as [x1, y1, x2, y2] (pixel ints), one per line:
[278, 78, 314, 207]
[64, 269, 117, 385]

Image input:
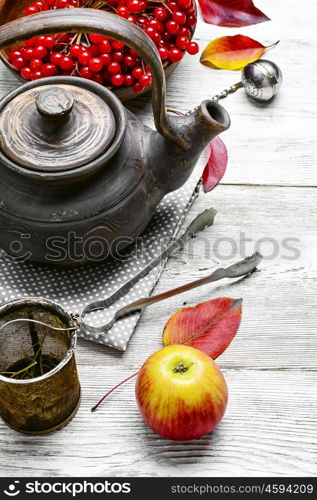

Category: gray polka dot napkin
[0, 157, 205, 351]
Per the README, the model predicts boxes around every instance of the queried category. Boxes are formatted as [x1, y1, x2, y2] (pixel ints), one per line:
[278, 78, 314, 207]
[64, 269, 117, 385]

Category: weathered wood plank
[0, 0, 316, 479]
[71, 185, 317, 370]
[0, 368, 316, 477]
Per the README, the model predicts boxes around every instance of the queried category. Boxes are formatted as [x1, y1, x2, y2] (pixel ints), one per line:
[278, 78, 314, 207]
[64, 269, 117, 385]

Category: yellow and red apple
[135, 345, 228, 441]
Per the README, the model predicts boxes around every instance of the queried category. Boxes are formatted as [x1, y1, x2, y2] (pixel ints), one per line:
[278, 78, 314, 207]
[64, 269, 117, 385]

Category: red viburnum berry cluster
[8, 0, 199, 94]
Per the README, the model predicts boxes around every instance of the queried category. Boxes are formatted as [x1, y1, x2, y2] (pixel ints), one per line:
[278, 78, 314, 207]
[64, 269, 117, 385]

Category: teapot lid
[0, 83, 116, 172]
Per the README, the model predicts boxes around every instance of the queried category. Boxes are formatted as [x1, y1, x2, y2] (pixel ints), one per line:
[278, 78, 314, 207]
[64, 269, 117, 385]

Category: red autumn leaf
[200, 35, 278, 71]
[198, 0, 270, 27]
[163, 297, 242, 359]
[202, 137, 228, 193]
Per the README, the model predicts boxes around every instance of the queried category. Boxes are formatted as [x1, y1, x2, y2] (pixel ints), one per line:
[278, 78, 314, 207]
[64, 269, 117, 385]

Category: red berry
[46, 0, 57, 5]
[78, 50, 91, 65]
[129, 48, 140, 58]
[166, 20, 179, 35]
[124, 55, 137, 68]
[30, 58, 43, 70]
[185, 4, 196, 14]
[154, 7, 169, 22]
[34, 1, 49, 11]
[44, 35, 56, 48]
[89, 57, 103, 72]
[166, 1, 178, 11]
[107, 61, 121, 74]
[139, 73, 152, 87]
[113, 51, 124, 62]
[21, 66, 32, 80]
[177, 0, 191, 8]
[23, 5, 40, 16]
[57, 33, 71, 43]
[186, 14, 196, 27]
[127, 15, 136, 23]
[89, 33, 106, 44]
[112, 41, 124, 50]
[145, 28, 161, 43]
[186, 41, 199, 55]
[70, 44, 82, 58]
[158, 46, 169, 60]
[145, 28, 161, 44]
[31, 70, 43, 80]
[25, 38, 37, 47]
[34, 45, 47, 59]
[60, 55, 74, 71]
[50, 52, 63, 66]
[42, 63, 58, 76]
[147, 19, 164, 33]
[132, 66, 143, 79]
[90, 44, 100, 56]
[111, 73, 125, 86]
[127, 0, 144, 13]
[56, 0, 69, 8]
[169, 47, 183, 62]
[9, 49, 23, 61]
[100, 53, 111, 66]
[124, 74, 133, 86]
[99, 40, 112, 54]
[23, 48, 35, 60]
[175, 35, 188, 50]
[117, 6, 129, 18]
[137, 16, 147, 28]
[133, 81, 144, 94]
[173, 11, 186, 25]
[178, 26, 191, 38]
[35, 36, 46, 46]
[79, 66, 93, 78]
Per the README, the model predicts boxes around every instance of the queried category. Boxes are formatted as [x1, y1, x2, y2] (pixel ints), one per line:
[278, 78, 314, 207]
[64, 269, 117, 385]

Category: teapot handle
[0, 8, 188, 149]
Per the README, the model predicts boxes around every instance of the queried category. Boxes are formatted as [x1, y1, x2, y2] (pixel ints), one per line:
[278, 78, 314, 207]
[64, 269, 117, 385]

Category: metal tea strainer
[211, 59, 283, 103]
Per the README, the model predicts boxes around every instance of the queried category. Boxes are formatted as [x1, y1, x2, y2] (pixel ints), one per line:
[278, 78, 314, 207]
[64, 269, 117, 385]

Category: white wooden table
[0, 0, 316, 477]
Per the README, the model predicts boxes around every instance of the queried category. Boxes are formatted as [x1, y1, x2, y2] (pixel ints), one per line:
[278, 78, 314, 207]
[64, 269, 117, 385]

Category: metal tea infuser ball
[211, 59, 283, 103]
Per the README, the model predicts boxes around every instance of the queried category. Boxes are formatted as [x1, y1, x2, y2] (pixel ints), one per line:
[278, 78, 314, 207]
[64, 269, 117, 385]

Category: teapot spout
[180, 100, 230, 151]
[149, 100, 230, 196]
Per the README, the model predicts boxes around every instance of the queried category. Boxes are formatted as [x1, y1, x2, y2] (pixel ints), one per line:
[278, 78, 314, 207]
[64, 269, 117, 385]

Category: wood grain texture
[0, 368, 316, 477]
[0, 0, 316, 478]
[75, 186, 317, 371]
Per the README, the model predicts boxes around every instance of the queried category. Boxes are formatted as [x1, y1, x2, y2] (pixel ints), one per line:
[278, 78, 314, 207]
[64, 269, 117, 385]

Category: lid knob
[0, 83, 117, 172]
[35, 88, 74, 119]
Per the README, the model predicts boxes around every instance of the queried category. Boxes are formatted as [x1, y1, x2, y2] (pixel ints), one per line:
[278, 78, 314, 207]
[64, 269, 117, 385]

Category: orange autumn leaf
[163, 297, 242, 359]
[200, 35, 279, 70]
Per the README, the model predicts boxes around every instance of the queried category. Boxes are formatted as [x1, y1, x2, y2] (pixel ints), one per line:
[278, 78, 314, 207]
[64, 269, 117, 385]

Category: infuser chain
[211, 82, 244, 103]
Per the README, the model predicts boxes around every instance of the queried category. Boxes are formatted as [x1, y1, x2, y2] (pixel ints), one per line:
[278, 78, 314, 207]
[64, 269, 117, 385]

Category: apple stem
[173, 360, 193, 374]
[91, 371, 139, 412]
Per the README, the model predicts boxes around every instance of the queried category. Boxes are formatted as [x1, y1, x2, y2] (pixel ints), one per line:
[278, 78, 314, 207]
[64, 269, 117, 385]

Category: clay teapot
[0, 8, 230, 265]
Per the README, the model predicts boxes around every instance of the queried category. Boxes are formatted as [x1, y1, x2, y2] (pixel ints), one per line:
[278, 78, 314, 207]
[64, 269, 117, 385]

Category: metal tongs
[0, 208, 262, 336]
[81, 251, 262, 335]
